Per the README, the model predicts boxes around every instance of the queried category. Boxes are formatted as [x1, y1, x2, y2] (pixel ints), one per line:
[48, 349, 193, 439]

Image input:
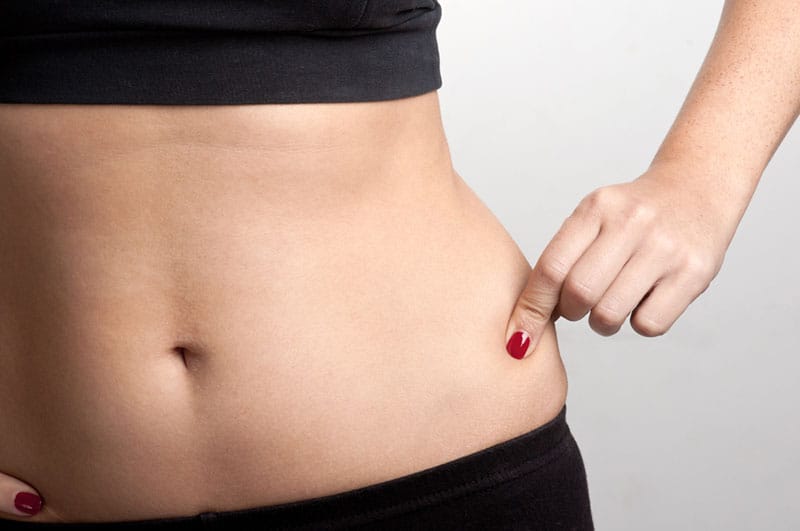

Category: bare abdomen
[0, 101, 567, 524]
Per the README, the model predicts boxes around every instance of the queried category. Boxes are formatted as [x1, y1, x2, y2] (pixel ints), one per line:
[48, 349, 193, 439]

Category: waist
[0, 96, 567, 524]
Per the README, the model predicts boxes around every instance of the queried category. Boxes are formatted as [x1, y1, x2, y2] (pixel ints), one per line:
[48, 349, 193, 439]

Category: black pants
[3, 404, 593, 530]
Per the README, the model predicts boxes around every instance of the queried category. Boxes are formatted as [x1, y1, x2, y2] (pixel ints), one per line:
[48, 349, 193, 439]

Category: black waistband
[0, 9, 442, 105]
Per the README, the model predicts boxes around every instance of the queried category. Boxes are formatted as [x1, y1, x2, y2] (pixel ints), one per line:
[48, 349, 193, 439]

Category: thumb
[505, 263, 563, 360]
[0, 474, 43, 517]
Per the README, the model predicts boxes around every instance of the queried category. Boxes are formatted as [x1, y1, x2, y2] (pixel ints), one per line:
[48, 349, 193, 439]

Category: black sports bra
[0, 1, 442, 105]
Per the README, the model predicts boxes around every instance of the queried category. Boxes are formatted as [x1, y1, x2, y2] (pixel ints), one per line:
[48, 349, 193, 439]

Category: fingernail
[506, 330, 531, 360]
[14, 492, 42, 516]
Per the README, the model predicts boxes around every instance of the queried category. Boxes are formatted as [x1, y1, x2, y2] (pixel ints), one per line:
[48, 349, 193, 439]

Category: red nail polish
[506, 330, 531, 359]
[14, 492, 42, 516]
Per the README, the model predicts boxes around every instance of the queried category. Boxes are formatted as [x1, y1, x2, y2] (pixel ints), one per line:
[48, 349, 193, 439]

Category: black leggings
[3, 404, 593, 530]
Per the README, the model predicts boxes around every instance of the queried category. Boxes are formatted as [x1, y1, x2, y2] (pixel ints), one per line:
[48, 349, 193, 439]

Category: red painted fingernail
[506, 330, 531, 359]
[14, 492, 42, 516]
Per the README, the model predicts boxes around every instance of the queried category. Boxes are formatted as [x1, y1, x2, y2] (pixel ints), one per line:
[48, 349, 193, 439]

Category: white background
[436, 1, 800, 529]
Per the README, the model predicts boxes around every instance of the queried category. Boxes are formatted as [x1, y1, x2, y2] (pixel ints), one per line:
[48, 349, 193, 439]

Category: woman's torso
[0, 91, 567, 524]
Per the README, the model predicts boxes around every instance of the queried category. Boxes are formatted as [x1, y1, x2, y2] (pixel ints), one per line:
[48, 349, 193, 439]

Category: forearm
[647, 0, 800, 221]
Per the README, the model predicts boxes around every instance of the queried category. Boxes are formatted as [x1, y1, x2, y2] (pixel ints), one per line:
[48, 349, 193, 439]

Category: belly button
[173, 346, 190, 369]
[171, 341, 206, 371]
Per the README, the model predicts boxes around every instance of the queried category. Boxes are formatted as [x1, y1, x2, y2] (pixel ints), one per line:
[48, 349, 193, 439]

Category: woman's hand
[1, 473, 43, 517]
[504, 164, 741, 360]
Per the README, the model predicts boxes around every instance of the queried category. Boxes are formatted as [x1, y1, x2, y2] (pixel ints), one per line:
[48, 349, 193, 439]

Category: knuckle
[592, 302, 624, 329]
[681, 250, 717, 279]
[689, 254, 715, 277]
[648, 229, 679, 257]
[626, 201, 658, 227]
[578, 186, 614, 215]
[538, 254, 570, 285]
[515, 293, 551, 325]
[590, 312, 622, 336]
[631, 312, 669, 337]
[563, 275, 597, 307]
[610, 201, 657, 233]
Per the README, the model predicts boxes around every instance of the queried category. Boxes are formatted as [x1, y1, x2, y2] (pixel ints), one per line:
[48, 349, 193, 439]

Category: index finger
[522, 211, 600, 326]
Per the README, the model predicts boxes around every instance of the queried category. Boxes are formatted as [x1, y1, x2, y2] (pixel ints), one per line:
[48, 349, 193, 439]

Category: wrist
[640, 156, 759, 230]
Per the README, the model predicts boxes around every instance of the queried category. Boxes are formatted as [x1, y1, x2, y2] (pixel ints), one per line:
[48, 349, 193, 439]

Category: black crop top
[0, 1, 443, 105]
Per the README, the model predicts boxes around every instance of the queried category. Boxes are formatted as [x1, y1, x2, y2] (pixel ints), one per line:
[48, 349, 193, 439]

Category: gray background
[435, 1, 799, 530]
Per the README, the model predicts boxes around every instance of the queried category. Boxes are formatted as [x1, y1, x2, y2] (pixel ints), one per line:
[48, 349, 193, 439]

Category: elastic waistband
[0, 17, 441, 105]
